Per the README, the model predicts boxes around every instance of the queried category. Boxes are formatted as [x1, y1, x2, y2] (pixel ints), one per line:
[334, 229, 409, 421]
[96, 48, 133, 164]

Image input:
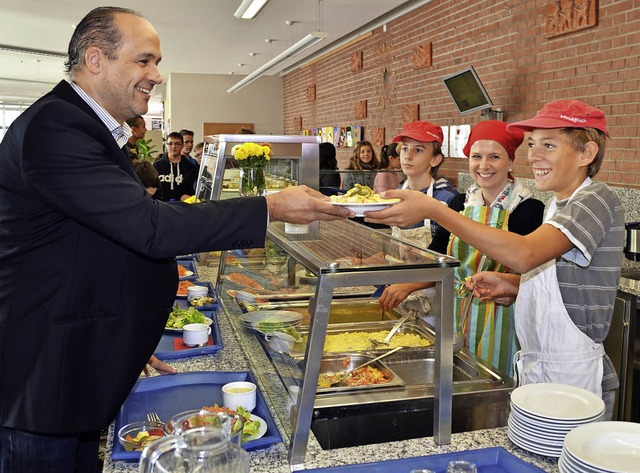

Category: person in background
[366, 100, 624, 419]
[153, 132, 199, 201]
[378, 121, 464, 322]
[193, 141, 204, 165]
[123, 115, 146, 159]
[133, 158, 161, 196]
[179, 128, 194, 156]
[373, 142, 402, 194]
[342, 140, 379, 190]
[0, 8, 353, 471]
[319, 141, 341, 194]
[179, 128, 198, 166]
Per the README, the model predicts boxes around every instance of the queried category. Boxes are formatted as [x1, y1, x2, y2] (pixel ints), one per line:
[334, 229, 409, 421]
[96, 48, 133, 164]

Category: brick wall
[282, 0, 640, 189]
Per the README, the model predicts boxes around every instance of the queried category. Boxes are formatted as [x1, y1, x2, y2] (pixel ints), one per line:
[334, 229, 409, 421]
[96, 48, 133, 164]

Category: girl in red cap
[366, 100, 624, 419]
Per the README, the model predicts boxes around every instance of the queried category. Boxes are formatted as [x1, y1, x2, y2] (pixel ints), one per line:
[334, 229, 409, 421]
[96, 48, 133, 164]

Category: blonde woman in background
[342, 140, 380, 190]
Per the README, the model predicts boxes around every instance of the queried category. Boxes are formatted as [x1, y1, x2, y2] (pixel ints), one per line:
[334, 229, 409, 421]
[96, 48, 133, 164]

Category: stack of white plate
[559, 421, 640, 472]
[238, 310, 303, 332]
[507, 383, 605, 458]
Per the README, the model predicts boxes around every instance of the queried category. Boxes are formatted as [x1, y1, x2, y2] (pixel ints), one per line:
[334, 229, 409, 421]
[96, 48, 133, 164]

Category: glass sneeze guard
[266, 220, 459, 467]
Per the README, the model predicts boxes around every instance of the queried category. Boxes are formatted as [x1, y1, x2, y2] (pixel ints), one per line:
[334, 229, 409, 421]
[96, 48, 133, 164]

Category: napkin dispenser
[625, 222, 640, 261]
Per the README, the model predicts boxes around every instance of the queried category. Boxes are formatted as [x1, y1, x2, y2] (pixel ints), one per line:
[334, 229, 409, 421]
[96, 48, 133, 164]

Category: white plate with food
[244, 414, 267, 441]
[330, 200, 401, 217]
[165, 316, 213, 332]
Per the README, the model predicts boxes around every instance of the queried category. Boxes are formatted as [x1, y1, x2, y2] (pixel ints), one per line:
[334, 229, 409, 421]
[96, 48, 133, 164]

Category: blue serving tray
[173, 283, 220, 311]
[155, 310, 222, 360]
[304, 447, 546, 473]
[177, 260, 198, 281]
[175, 281, 220, 308]
[112, 371, 282, 462]
[176, 253, 199, 261]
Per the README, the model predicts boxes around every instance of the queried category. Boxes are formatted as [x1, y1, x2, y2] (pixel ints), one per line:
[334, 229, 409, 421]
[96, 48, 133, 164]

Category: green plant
[136, 138, 157, 162]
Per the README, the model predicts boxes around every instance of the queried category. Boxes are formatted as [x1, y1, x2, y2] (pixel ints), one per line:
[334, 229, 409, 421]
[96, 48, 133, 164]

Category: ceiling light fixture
[234, 0, 269, 19]
[227, 31, 327, 93]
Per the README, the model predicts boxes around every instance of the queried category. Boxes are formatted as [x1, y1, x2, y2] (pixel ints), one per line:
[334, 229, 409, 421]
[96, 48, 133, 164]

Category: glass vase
[239, 166, 266, 197]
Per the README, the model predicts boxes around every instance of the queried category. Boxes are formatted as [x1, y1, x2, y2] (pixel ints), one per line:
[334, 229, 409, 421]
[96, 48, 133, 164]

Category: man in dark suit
[0, 7, 351, 472]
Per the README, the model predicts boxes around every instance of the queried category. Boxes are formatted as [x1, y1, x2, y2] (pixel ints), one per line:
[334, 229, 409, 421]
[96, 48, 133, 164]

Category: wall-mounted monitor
[442, 66, 493, 115]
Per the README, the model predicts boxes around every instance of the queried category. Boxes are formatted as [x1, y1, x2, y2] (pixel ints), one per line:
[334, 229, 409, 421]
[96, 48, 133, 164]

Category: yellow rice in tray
[304, 331, 431, 352]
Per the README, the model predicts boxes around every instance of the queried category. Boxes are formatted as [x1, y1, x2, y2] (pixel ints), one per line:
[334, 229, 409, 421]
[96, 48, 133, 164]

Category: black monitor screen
[442, 66, 493, 115]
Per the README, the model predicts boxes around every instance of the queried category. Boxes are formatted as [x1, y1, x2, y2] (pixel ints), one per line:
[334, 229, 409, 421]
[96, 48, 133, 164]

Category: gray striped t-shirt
[546, 180, 625, 392]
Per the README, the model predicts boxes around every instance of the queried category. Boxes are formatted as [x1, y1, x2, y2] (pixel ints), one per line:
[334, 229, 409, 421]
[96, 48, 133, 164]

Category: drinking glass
[447, 460, 477, 473]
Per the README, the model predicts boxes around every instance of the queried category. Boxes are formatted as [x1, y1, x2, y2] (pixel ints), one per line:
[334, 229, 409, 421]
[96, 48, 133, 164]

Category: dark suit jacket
[0, 81, 267, 435]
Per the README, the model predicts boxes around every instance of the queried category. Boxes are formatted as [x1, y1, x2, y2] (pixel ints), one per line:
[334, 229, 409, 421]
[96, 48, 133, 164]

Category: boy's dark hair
[132, 159, 160, 188]
[179, 129, 194, 137]
[167, 132, 183, 143]
[126, 116, 144, 128]
[561, 127, 607, 178]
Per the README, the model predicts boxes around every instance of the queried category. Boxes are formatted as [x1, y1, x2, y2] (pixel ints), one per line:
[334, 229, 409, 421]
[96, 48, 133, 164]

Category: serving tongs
[370, 310, 415, 348]
[326, 345, 405, 387]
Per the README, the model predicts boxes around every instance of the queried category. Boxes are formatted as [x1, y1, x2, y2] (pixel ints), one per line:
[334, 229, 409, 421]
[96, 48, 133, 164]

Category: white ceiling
[0, 0, 422, 105]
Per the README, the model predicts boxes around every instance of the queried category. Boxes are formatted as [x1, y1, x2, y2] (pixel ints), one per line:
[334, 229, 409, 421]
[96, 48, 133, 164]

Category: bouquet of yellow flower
[232, 142, 272, 196]
[231, 142, 272, 168]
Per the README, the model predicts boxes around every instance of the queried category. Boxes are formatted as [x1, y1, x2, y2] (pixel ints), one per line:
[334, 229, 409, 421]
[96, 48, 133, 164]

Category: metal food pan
[241, 299, 395, 325]
[291, 320, 435, 357]
[313, 354, 405, 393]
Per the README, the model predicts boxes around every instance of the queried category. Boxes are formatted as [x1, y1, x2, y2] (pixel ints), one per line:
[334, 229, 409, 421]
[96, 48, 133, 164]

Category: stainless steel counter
[101, 261, 559, 473]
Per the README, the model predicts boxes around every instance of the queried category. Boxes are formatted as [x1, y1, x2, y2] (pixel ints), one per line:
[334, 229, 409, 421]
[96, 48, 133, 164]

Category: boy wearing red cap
[387, 121, 463, 251]
[378, 121, 463, 323]
[367, 100, 624, 418]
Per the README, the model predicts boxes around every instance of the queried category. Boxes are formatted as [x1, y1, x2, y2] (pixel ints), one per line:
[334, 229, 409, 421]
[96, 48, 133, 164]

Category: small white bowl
[222, 381, 257, 413]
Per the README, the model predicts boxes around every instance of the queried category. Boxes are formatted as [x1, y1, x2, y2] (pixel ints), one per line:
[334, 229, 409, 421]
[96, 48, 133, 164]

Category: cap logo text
[559, 114, 587, 124]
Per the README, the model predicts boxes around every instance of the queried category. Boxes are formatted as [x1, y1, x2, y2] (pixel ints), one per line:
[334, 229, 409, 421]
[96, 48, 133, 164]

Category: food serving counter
[211, 219, 525, 469]
[101, 257, 559, 473]
[260, 219, 460, 467]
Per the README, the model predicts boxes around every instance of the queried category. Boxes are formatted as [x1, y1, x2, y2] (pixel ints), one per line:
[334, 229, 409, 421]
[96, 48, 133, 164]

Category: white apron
[514, 178, 604, 397]
[390, 180, 437, 319]
[390, 180, 435, 249]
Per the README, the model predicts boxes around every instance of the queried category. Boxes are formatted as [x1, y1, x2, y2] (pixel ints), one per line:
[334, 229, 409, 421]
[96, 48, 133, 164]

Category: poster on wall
[441, 126, 450, 157]
[449, 125, 471, 158]
[325, 127, 334, 143]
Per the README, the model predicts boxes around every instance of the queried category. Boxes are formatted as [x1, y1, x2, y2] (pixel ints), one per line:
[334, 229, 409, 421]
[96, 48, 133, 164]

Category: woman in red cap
[380, 120, 544, 378]
[366, 100, 624, 418]
[449, 120, 544, 377]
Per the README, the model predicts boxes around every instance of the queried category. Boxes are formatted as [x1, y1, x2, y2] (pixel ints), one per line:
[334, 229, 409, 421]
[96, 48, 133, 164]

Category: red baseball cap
[392, 121, 444, 144]
[463, 120, 524, 160]
[507, 100, 606, 134]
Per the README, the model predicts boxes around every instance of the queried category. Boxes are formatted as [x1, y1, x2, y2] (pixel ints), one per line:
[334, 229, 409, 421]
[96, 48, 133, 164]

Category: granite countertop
[620, 257, 640, 296]
[101, 260, 561, 473]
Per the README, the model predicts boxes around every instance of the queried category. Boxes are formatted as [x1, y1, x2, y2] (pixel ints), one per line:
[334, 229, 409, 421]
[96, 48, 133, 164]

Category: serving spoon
[322, 345, 405, 387]
[370, 311, 415, 348]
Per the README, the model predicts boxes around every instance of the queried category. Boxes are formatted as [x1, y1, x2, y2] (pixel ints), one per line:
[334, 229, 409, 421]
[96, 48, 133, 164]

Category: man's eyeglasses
[167, 142, 182, 147]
